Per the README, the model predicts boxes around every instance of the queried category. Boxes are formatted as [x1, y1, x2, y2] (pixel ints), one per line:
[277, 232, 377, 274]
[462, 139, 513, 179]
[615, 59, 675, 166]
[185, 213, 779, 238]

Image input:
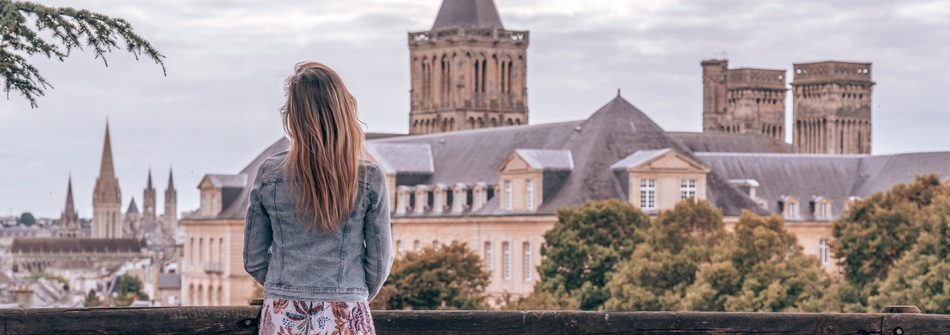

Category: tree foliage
[0, 0, 165, 107]
[533, 199, 650, 310]
[603, 199, 725, 311]
[84, 289, 100, 307]
[372, 242, 489, 310]
[830, 174, 950, 311]
[683, 211, 829, 312]
[18, 211, 35, 226]
[114, 274, 148, 307]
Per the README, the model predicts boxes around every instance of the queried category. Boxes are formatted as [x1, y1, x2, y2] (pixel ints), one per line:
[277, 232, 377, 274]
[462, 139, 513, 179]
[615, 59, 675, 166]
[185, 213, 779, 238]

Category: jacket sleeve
[363, 165, 394, 302]
[244, 163, 273, 286]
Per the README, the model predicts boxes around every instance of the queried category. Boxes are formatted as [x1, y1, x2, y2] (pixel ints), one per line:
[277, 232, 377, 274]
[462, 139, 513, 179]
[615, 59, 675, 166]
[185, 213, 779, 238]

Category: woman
[244, 62, 393, 335]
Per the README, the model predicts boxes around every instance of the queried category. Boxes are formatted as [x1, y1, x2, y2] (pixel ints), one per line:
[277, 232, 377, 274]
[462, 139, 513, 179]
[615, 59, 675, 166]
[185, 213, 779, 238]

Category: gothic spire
[64, 175, 75, 214]
[99, 120, 115, 179]
[167, 167, 175, 191]
[147, 167, 154, 190]
[127, 197, 139, 213]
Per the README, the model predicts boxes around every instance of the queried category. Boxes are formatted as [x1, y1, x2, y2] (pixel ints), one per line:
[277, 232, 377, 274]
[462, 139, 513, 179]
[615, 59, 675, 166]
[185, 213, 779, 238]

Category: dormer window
[779, 196, 800, 220]
[498, 149, 573, 212]
[414, 185, 431, 214]
[395, 186, 413, 215]
[452, 184, 469, 213]
[812, 197, 833, 220]
[473, 183, 488, 210]
[611, 148, 709, 212]
[432, 184, 447, 213]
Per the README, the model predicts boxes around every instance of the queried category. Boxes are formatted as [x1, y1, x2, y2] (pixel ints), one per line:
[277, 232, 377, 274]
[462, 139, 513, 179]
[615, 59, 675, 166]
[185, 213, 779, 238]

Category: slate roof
[668, 132, 794, 153]
[9, 238, 145, 254]
[515, 149, 574, 171]
[126, 198, 139, 214]
[370, 96, 763, 217]
[696, 151, 950, 221]
[431, 0, 505, 30]
[157, 273, 181, 289]
[365, 143, 435, 174]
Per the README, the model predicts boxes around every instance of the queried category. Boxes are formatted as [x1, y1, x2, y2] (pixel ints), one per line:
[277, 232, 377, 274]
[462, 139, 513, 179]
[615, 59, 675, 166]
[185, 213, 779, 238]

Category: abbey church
[4, 123, 181, 299]
[181, 0, 950, 305]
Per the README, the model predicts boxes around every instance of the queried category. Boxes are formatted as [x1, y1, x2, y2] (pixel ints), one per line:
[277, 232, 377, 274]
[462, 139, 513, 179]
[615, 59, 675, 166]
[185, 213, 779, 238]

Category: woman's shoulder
[256, 151, 289, 178]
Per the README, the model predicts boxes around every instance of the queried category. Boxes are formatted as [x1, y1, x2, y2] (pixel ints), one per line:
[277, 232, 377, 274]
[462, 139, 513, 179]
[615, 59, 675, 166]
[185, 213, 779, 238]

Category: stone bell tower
[792, 61, 874, 154]
[702, 59, 787, 142]
[92, 122, 123, 239]
[408, 0, 529, 135]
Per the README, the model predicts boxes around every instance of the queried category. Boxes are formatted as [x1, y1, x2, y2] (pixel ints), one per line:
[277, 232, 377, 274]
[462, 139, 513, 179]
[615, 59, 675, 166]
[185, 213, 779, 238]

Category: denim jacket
[243, 152, 393, 302]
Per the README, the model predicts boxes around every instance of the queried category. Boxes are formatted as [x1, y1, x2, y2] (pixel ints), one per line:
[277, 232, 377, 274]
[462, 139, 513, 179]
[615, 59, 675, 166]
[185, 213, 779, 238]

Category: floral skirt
[259, 298, 376, 335]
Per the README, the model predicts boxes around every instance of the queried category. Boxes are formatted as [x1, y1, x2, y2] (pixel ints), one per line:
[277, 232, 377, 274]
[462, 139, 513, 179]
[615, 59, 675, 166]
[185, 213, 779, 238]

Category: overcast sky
[2, 0, 948, 218]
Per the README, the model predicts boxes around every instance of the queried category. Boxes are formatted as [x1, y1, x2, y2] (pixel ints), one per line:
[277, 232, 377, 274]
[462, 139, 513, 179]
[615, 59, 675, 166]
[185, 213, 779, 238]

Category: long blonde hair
[280, 62, 364, 232]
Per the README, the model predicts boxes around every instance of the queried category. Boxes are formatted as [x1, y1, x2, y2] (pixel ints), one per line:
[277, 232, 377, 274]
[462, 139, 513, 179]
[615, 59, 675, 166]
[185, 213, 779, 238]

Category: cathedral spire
[143, 167, 157, 222]
[167, 167, 175, 190]
[60, 175, 80, 238]
[432, 0, 504, 30]
[147, 168, 153, 189]
[99, 120, 115, 179]
[65, 175, 75, 214]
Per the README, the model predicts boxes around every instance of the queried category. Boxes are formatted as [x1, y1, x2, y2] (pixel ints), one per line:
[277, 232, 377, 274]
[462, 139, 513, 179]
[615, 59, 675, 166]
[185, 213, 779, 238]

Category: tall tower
[791, 61, 874, 154]
[163, 168, 177, 235]
[702, 59, 787, 141]
[408, 0, 529, 135]
[143, 169, 157, 222]
[92, 122, 123, 238]
[59, 176, 80, 238]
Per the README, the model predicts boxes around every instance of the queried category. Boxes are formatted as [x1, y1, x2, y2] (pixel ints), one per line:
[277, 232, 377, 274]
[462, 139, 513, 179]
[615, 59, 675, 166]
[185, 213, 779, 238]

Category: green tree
[683, 211, 829, 312]
[84, 289, 101, 307]
[869, 196, 950, 313]
[373, 242, 489, 310]
[603, 199, 725, 311]
[18, 212, 35, 226]
[532, 199, 650, 310]
[830, 174, 950, 310]
[0, 0, 165, 107]
[114, 274, 148, 307]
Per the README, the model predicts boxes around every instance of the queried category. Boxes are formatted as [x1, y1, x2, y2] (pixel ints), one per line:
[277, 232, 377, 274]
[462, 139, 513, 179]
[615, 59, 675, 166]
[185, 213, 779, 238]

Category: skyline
[2, 0, 949, 217]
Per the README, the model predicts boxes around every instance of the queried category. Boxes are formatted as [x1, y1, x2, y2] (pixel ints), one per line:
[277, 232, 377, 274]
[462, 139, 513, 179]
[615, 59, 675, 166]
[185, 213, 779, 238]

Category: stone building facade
[702, 59, 787, 142]
[408, 0, 529, 135]
[792, 61, 874, 154]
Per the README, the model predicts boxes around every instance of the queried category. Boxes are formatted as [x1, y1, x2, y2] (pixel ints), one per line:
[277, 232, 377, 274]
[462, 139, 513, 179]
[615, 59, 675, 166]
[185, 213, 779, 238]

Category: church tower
[58, 176, 80, 238]
[163, 168, 178, 235]
[125, 197, 141, 238]
[408, 0, 529, 135]
[702, 59, 787, 141]
[92, 122, 123, 238]
[143, 169, 157, 222]
[792, 61, 874, 154]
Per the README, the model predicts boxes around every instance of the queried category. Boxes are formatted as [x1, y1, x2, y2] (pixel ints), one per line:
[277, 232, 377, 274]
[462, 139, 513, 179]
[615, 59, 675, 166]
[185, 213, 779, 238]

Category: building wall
[181, 218, 254, 306]
[392, 216, 553, 297]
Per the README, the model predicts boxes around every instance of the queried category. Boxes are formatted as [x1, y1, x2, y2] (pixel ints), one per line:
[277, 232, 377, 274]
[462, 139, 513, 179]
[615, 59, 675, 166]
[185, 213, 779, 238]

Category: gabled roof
[514, 149, 573, 171]
[431, 0, 505, 30]
[610, 148, 672, 171]
[365, 142, 435, 175]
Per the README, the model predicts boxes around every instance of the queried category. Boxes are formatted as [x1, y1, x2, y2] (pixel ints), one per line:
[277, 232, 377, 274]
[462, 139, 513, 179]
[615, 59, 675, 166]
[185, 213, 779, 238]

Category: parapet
[792, 61, 873, 86]
[725, 68, 787, 90]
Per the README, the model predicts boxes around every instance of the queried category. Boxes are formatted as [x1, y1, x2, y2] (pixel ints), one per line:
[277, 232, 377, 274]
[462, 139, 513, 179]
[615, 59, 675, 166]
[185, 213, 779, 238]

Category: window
[433, 240, 440, 251]
[396, 240, 403, 256]
[524, 242, 532, 281]
[503, 242, 511, 280]
[819, 239, 830, 265]
[414, 240, 421, 253]
[504, 181, 512, 210]
[787, 202, 799, 220]
[526, 179, 535, 210]
[819, 202, 830, 220]
[485, 242, 493, 273]
[640, 178, 656, 210]
[680, 179, 697, 201]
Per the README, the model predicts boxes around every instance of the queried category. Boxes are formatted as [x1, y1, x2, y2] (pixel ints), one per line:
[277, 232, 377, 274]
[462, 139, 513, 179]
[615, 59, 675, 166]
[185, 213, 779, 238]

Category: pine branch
[0, 0, 166, 108]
